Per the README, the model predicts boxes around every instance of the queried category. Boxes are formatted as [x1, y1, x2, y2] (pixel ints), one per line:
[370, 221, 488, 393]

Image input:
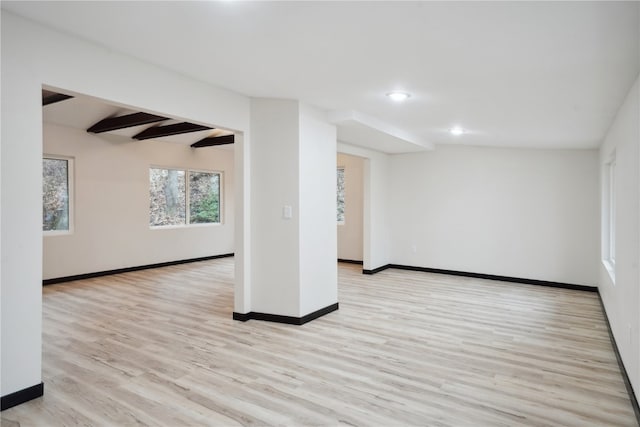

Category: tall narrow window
[43, 157, 72, 232]
[189, 171, 221, 224]
[337, 167, 345, 223]
[607, 157, 616, 264]
[603, 152, 616, 280]
[149, 168, 186, 226]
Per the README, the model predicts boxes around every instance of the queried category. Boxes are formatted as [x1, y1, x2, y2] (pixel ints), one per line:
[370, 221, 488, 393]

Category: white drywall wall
[1, 11, 250, 397]
[42, 123, 234, 280]
[250, 99, 338, 317]
[337, 143, 391, 270]
[234, 132, 251, 314]
[388, 145, 599, 286]
[249, 98, 301, 317]
[337, 153, 364, 262]
[299, 103, 338, 315]
[598, 75, 639, 396]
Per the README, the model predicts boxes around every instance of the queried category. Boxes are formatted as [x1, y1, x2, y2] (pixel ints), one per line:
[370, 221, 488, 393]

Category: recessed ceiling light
[450, 126, 465, 136]
[386, 92, 411, 102]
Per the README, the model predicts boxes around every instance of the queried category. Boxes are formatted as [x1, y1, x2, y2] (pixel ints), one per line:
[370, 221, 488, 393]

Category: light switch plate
[283, 205, 292, 219]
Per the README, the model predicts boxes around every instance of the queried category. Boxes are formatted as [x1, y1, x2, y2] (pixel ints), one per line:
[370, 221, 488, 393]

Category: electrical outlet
[411, 244, 417, 253]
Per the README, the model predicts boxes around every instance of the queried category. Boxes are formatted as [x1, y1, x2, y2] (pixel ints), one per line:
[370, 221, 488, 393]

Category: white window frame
[337, 166, 346, 225]
[602, 152, 616, 282]
[149, 166, 223, 229]
[43, 155, 74, 236]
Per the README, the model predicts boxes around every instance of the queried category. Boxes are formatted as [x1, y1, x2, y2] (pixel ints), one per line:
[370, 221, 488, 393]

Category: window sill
[44, 230, 73, 237]
[602, 259, 616, 284]
[150, 223, 222, 230]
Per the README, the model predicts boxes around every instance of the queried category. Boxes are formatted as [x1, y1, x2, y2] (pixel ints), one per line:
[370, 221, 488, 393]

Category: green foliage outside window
[43, 158, 69, 231]
[150, 168, 220, 227]
[189, 172, 220, 224]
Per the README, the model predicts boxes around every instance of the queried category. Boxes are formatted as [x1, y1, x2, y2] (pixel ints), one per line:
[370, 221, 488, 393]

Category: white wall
[337, 143, 391, 270]
[250, 100, 338, 317]
[234, 132, 251, 314]
[299, 103, 337, 315]
[337, 153, 364, 262]
[389, 145, 599, 286]
[598, 75, 639, 396]
[43, 123, 234, 280]
[1, 11, 250, 397]
[249, 99, 301, 317]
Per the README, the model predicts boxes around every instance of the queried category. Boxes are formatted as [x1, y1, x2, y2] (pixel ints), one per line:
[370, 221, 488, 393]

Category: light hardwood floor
[2, 259, 637, 426]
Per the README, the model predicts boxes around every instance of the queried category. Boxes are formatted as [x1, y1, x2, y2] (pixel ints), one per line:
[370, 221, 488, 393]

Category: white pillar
[233, 132, 251, 314]
[244, 98, 337, 321]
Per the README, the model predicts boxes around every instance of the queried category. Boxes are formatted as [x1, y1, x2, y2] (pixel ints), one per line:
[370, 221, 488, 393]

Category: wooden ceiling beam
[191, 134, 235, 148]
[87, 112, 169, 133]
[133, 122, 212, 140]
[42, 93, 73, 106]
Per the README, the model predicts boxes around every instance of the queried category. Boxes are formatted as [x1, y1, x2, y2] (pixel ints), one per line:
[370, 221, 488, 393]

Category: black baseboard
[362, 264, 391, 275]
[362, 263, 596, 292]
[338, 259, 364, 265]
[1, 382, 44, 411]
[43, 253, 235, 285]
[597, 293, 640, 424]
[390, 264, 597, 292]
[233, 302, 339, 325]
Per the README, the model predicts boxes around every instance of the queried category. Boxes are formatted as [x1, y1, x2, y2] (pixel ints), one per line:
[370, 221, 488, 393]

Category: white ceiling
[5, 1, 640, 151]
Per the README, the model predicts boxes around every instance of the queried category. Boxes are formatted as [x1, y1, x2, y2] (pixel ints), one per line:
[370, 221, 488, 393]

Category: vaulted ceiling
[7, 1, 640, 151]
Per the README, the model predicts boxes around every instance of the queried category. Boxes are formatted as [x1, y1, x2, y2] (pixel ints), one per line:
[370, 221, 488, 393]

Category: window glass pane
[150, 168, 186, 226]
[609, 161, 616, 263]
[43, 158, 69, 231]
[189, 171, 220, 224]
[337, 168, 345, 222]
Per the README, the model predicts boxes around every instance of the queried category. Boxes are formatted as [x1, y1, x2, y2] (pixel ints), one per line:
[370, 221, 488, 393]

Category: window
[43, 157, 73, 233]
[150, 168, 186, 226]
[149, 167, 221, 227]
[603, 152, 616, 280]
[189, 171, 220, 224]
[337, 167, 345, 223]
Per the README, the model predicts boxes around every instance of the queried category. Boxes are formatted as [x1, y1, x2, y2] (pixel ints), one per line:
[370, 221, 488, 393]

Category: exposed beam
[42, 93, 73, 106]
[133, 122, 212, 140]
[191, 134, 235, 148]
[87, 112, 168, 133]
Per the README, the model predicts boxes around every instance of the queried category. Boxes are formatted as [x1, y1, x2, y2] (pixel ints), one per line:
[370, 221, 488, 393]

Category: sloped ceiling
[42, 94, 234, 148]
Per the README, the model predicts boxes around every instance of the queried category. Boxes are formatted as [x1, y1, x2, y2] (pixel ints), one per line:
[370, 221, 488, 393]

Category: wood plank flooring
[2, 259, 637, 426]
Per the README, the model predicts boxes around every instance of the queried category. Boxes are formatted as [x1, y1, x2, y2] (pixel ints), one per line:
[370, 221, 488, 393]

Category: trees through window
[189, 171, 220, 224]
[337, 167, 345, 223]
[150, 167, 221, 227]
[43, 157, 72, 232]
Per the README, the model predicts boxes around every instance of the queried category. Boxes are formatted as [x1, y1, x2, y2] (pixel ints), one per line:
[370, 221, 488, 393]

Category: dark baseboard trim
[233, 302, 339, 325]
[43, 253, 235, 285]
[597, 293, 640, 424]
[388, 264, 597, 292]
[362, 264, 391, 275]
[361, 263, 596, 292]
[338, 259, 364, 265]
[232, 311, 252, 322]
[1, 382, 44, 411]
